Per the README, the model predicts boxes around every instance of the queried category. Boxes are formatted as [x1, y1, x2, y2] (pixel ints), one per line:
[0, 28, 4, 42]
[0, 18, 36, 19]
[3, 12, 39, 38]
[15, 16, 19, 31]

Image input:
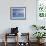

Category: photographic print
[10, 7, 26, 20]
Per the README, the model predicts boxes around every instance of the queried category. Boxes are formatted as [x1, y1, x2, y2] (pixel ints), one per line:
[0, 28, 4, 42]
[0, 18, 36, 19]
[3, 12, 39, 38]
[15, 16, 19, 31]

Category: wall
[0, 0, 36, 42]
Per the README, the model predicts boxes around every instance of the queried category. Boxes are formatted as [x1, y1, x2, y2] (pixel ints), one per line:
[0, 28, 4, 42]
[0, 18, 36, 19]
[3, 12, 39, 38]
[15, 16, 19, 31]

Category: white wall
[0, 0, 36, 42]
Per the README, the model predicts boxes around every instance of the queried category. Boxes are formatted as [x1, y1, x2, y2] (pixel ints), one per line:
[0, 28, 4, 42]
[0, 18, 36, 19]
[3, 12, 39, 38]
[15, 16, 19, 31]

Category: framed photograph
[10, 7, 26, 20]
[36, 0, 46, 26]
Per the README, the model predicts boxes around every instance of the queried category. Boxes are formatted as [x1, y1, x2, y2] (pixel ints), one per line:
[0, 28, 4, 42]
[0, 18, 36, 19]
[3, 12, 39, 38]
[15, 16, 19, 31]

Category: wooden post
[4, 33, 7, 46]
[16, 33, 18, 46]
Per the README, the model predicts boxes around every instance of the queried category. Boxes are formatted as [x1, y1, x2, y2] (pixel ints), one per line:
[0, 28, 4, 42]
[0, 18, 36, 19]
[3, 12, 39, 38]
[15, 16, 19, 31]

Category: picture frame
[10, 7, 26, 20]
[36, 0, 46, 26]
[37, 0, 46, 18]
